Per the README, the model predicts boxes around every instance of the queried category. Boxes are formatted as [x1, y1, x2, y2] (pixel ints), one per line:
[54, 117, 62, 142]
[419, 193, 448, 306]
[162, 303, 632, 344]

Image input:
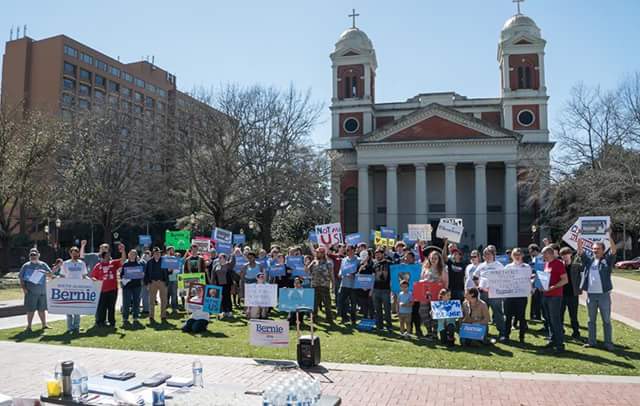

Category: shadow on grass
[518, 345, 639, 370]
[10, 328, 44, 342]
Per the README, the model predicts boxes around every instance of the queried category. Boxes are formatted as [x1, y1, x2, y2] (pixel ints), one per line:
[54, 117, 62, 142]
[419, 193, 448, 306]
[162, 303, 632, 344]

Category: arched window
[517, 66, 532, 89]
[351, 76, 358, 97]
[344, 77, 351, 99]
[343, 187, 358, 234]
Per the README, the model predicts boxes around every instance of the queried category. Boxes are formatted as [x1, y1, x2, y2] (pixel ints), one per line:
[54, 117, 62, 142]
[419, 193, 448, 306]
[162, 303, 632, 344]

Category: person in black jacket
[121, 249, 145, 323]
[144, 247, 169, 323]
[560, 246, 583, 339]
[372, 248, 393, 331]
[210, 253, 237, 318]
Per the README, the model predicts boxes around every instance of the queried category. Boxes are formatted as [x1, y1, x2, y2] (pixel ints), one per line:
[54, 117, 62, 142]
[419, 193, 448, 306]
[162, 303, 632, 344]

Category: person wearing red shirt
[541, 246, 568, 353]
[91, 243, 126, 327]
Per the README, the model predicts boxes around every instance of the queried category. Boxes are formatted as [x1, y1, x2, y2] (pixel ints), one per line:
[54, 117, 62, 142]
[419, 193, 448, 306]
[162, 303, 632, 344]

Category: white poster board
[487, 266, 532, 298]
[408, 224, 433, 241]
[314, 223, 343, 247]
[436, 219, 464, 243]
[47, 278, 103, 315]
[191, 238, 211, 254]
[249, 319, 289, 348]
[562, 216, 611, 254]
[244, 283, 278, 307]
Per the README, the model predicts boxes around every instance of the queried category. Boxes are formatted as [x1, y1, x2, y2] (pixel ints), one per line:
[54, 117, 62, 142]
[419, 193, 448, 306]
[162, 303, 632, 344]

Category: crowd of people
[18, 232, 618, 353]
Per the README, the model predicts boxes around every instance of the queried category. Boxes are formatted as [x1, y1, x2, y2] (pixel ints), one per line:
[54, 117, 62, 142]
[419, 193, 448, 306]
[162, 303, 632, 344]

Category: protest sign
[430, 300, 463, 319]
[390, 264, 422, 294]
[436, 219, 464, 243]
[47, 278, 102, 315]
[374, 231, 395, 248]
[212, 227, 233, 245]
[202, 285, 223, 314]
[177, 273, 206, 290]
[562, 216, 611, 255]
[402, 233, 416, 245]
[268, 264, 286, 278]
[441, 218, 463, 227]
[245, 283, 278, 307]
[138, 235, 152, 247]
[232, 234, 246, 245]
[160, 256, 180, 270]
[354, 274, 375, 290]
[380, 226, 396, 239]
[308, 231, 317, 243]
[345, 233, 364, 246]
[459, 323, 487, 341]
[340, 260, 358, 275]
[412, 280, 444, 303]
[123, 265, 144, 280]
[191, 237, 212, 254]
[408, 224, 432, 241]
[285, 256, 304, 271]
[487, 266, 532, 298]
[536, 271, 551, 291]
[249, 319, 289, 348]
[278, 288, 315, 312]
[186, 282, 205, 313]
[216, 242, 232, 255]
[164, 230, 191, 250]
[315, 223, 343, 247]
[234, 255, 248, 273]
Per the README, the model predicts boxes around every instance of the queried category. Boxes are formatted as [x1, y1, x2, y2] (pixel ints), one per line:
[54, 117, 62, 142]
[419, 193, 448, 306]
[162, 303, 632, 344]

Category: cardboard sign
[562, 216, 611, 255]
[165, 230, 191, 251]
[408, 224, 433, 241]
[536, 271, 551, 291]
[123, 265, 144, 280]
[459, 323, 487, 341]
[412, 280, 444, 303]
[160, 256, 180, 270]
[212, 227, 233, 245]
[340, 260, 358, 275]
[244, 283, 278, 307]
[47, 279, 102, 315]
[354, 274, 375, 290]
[315, 223, 343, 247]
[380, 227, 396, 239]
[268, 264, 286, 278]
[232, 234, 246, 245]
[249, 319, 289, 348]
[390, 264, 422, 294]
[374, 230, 395, 248]
[191, 238, 212, 255]
[138, 235, 152, 247]
[436, 219, 464, 243]
[177, 273, 206, 290]
[345, 233, 364, 246]
[430, 300, 463, 319]
[234, 255, 248, 273]
[278, 288, 315, 312]
[216, 242, 232, 255]
[202, 285, 223, 314]
[487, 265, 532, 298]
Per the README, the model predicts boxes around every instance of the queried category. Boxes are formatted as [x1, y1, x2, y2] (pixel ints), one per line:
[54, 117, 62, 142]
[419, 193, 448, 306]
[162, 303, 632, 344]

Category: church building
[329, 8, 553, 250]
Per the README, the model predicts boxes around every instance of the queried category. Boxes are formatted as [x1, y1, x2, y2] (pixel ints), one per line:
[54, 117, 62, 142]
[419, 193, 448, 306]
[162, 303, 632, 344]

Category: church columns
[474, 162, 488, 248]
[415, 164, 428, 224]
[385, 164, 399, 231]
[445, 162, 457, 218]
[358, 165, 370, 236]
[504, 161, 518, 249]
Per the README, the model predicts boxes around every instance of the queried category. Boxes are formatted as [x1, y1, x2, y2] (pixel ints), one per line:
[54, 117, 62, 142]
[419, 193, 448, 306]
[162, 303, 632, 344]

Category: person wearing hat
[19, 248, 53, 332]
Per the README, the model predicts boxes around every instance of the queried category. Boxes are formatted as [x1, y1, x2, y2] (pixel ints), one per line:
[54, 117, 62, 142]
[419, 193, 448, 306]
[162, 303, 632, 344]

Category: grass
[1, 303, 639, 377]
[613, 268, 640, 282]
[0, 287, 24, 301]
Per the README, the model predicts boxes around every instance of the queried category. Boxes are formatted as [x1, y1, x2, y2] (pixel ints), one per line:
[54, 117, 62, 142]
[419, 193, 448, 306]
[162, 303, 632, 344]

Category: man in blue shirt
[18, 248, 53, 332]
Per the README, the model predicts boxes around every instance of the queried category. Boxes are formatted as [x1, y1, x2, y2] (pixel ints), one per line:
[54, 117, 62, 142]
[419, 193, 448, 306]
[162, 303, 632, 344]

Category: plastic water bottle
[54, 361, 62, 381]
[71, 368, 82, 401]
[192, 359, 203, 388]
[77, 365, 88, 397]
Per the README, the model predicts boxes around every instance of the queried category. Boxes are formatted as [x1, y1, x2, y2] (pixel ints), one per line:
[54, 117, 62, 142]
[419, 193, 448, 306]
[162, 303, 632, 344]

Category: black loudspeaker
[297, 335, 321, 368]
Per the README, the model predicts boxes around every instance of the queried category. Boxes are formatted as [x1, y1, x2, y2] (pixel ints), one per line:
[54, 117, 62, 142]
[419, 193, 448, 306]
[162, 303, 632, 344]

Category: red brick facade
[375, 115, 394, 129]
[339, 112, 364, 137]
[509, 54, 540, 90]
[337, 64, 364, 100]
[386, 116, 486, 141]
[481, 111, 501, 126]
[512, 104, 540, 130]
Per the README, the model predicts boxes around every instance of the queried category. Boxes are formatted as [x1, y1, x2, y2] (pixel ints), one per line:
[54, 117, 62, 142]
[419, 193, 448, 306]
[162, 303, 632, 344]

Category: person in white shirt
[57, 246, 88, 334]
[464, 250, 481, 290]
[473, 245, 507, 341]
[503, 248, 532, 343]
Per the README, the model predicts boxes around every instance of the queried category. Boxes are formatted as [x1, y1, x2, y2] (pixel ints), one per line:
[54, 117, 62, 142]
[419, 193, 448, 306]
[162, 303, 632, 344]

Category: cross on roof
[348, 8, 360, 28]
[513, 0, 525, 15]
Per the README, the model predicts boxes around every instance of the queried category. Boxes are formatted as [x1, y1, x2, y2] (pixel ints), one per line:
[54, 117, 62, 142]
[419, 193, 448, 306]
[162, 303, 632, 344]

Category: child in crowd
[435, 288, 457, 347]
[397, 279, 413, 337]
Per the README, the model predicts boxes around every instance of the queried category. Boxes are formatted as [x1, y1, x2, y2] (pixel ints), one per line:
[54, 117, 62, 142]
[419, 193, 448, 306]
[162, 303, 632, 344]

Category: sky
[2, 0, 640, 148]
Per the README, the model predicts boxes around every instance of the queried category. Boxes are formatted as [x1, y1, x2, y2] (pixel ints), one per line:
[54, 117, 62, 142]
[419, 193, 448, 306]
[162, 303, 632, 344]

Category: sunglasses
[29, 253, 38, 257]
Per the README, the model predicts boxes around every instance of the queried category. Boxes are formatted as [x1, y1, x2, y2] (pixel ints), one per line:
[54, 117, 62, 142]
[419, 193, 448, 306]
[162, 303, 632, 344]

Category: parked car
[615, 257, 640, 270]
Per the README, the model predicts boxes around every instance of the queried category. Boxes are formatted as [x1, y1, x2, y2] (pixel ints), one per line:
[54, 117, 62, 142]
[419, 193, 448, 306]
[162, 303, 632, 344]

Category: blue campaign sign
[212, 227, 232, 244]
[123, 265, 144, 280]
[533, 256, 545, 272]
[216, 242, 232, 255]
[380, 227, 396, 239]
[286, 256, 304, 269]
[354, 274, 375, 290]
[278, 288, 314, 312]
[138, 235, 152, 247]
[308, 231, 317, 243]
[232, 234, 246, 245]
[340, 260, 358, 275]
[345, 233, 363, 246]
[234, 255, 248, 273]
[269, 264, 286, 278]
[390, 263, 422, 294]
[459, 323, 487, 341]
[496, 254, 511, 266]
[402, 233, 416, 245]
[160, 256, 180, 270]
[202, 285, 223, 314]
[430, 300, 463, 320]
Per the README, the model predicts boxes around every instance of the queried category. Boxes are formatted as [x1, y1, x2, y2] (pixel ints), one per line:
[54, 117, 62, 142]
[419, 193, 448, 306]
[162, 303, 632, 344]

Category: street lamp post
[55, 218, 62, 254]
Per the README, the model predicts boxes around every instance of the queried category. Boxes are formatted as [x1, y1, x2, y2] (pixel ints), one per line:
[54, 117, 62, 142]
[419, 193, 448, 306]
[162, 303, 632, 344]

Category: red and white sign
[314, 223, 343, 247]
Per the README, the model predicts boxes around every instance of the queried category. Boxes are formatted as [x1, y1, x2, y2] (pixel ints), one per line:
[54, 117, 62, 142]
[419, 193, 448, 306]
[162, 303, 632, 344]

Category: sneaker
[24, 326, 32, 333]
[604, 343, 615, 351]
[498, 336, 508, 343]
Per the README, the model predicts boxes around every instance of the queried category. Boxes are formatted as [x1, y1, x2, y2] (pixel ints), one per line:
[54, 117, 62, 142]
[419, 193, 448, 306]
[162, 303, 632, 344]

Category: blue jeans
[338, 287, 357, 323]
[140, 284, 149, 312]
[542, 295, 564, 349]
[487, 298, 506, 337]
[372, 289, 392, 329]
[66, 314, 80, 331]
[123, 285, 141, 320]
[586, 291, 612, 346]
[168, 281, 178, 310]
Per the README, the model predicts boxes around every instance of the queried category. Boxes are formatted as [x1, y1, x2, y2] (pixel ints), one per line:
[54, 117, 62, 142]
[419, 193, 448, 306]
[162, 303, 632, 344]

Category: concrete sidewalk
[0, 342, 638, 405]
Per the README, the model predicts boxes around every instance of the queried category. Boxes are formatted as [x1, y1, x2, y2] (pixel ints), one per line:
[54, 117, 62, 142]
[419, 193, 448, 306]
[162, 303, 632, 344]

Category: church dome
[501, 14, 541, 41]
[335, 27, 374, 52]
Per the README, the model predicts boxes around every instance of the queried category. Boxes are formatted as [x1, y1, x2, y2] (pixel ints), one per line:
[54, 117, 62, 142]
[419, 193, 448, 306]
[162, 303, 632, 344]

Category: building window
[157, 101, 165, 113]
[134, 92, 143, 103]
[145, 83, 156, 93]
[64, 45, 78, 58]
[121, 87, 131, 97]
[145, 109, 153, 119]
[121, 71, 133, 82]
[157, 88, 166, 98]
[79, 84, 91, 97]
[78, 99, 90, 110]
[517, 66, 532, 89]
[80, 52, 93, 65]
[107, 80, 119, 93]
[61, 93, 75, 106]
[109, 66, 120, 77]
[79, 69, 92, 83]
[63, 62, 76, 76]
[133, 105, 143, 115]
[134, 78, 145, 88]
[95, 74, 106, 88]
[121, 100, 130, 111]
[108, 95, 118, 106]
[343, 117, 360, 134]
[517, 109, 535, 127]
[145, 96, 154, 109]
[61, 109, 73, 121]
[95, 89, 105, 101]
[63, 78, 75, 91]
[96, 59, 108, 71]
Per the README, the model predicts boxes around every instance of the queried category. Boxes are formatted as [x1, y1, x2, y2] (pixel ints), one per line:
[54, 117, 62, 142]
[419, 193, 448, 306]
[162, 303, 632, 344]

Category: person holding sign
[473, 245, 507, 341]
[541, 246, 568, 353]
[144, 247, 169, 323]
[461, 287, 491, 345]
[19, 248, 54, 332]
[306, 246, 335, 324]
[356, 249, 375, 320]
[372, 248, 393, 332]
[209, 253, 236, 318]
[559, 247, 583, 340]
[338, 246, 359, 326]
[91, 243, 126, 327]
[577, 234, 617, 350]
[120, 249, 145, 323]
[56, 245, 89, 333]
[503, 248, 532, 344]
[419, 249, 449, 339]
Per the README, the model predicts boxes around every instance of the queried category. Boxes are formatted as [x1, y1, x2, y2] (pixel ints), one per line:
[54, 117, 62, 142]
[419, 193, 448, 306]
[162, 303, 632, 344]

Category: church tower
[330, 10, 377, 144]
[498, 3, 549, 142]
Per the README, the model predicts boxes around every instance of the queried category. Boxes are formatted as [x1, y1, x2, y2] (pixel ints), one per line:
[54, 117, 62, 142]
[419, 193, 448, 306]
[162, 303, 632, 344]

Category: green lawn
[1, 304, 639, 376]
[614, 268, 640, 282]
[0, 287, 24, 301]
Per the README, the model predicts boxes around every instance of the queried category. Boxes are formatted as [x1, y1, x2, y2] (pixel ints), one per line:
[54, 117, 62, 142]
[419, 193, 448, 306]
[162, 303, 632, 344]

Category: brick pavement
[0, 342, 638, 406]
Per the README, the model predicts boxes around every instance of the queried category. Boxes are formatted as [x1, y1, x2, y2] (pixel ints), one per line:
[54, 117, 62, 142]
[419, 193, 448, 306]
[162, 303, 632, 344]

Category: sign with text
[459, 323, 487, 341]
[212, 227, 233, 245]
[340, 260, 358, 275]
[234, 255, 248, 273]
[562, 216, 611, 255]
[436, 219, 464, 243]
[177, 273, 206, 290]
[232, 234, 246, 245]
[47, 278, 102, 315]
[408, 224, 433, 241]
[216, 242, 232, 255]
[160, 256, 180, 270]
[430, 300, 463, 319]
[390, 264, 422, 294]
[308, 231, 317, 243]
[123, 265, 144, 280]
[244, 283, 278, 307]
[354, 274, 375, 290]
[202, 285, 223, 314]
[164, 230, 191, 251]
[138, 234, 152, 247]
[487, 266, 532, 298]
[191, 238, 212, 255]
[412, 280, 444, 303]
[380, 227, 396, 239]
[268, 264, 286, 278]
[345, 233, 364, 246]
[536, 271, 551, 291]
[278, 288, 315, 312]
[249, 319, 289, 348]
[315, 223, 343, 247]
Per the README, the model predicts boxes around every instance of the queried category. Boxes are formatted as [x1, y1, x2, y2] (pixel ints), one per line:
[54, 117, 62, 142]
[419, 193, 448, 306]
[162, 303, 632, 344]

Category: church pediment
[360, 103, 521, 143]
